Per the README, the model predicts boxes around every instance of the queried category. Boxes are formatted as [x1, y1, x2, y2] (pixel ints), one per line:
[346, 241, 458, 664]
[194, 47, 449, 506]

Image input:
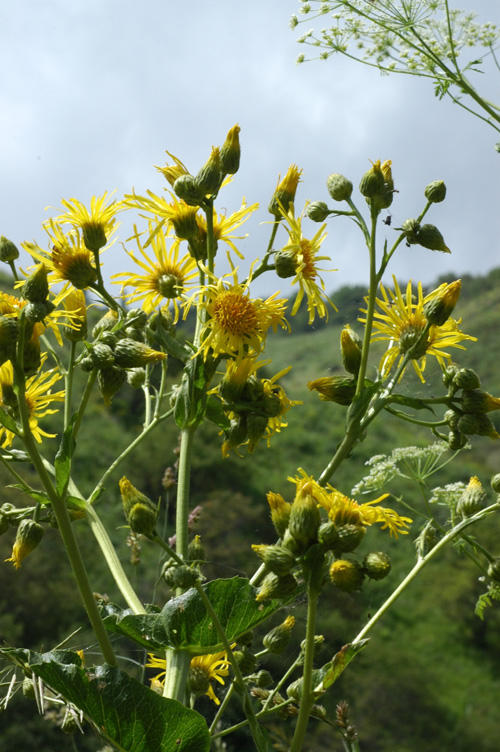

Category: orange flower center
[212, 291, 260, 336]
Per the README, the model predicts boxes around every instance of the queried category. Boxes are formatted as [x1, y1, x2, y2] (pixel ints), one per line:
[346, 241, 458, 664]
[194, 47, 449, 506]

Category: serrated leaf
[2, 648, 210, 752]
[312, 640, 369, 696]
[55, 415, 77, 496]
[102, 577, 298, 654]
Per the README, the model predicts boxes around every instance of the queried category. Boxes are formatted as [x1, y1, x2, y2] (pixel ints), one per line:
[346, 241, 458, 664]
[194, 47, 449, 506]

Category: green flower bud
[90, 343, 115, 369]
[126, 308, 149, 329]
[490, 473, 500, 494]
[453, 367, 481, 391]
[6, 518, 44, 568]
[401, 218, 421, 244]
[260, 390, 283, 418]
[461, 389, 500, 414]
[253, 670, 273, 688]
[318, 521, 340, 551]
[220, 124, 241, 175]
[223, 417, 248, 450]
[372, 160, 394, 211]
[306, 201, 330, 222]
[444, 409, 460, 430]
[448, 430, 468, 450]
[119, 476, 158, 535]
[114, 338, 166, 368]
[457, 476, 486, 517]
[416, 224, 450, 253]
[327, 173, 353, 202]
[0, 315, 19, 347]
[424, 180, 446, 203]
[0, 236, 20, 263]
[98, 365, 126, 405]
[126, 367, 146, 388]
[267, 492, 291, 539]
[423, 280, 461, 326]
[262, 616, 296, 654]
[274, 249, 298, 279]
[487, 557, 500, 583]
[195, 146, 222, 196]
[22, 676, 36, 699]
[233, 646, 257, 675]
[359, 160, 386, 199]
[255, 572, 297, 602]
[188, 534, 205, 563]
[92, 309, 118, 338]
[268, 165, 302, 218]
[172, 564, 200, 589]
[457, 413, 479, 436]
[329, 558, 364, 592]
[287, 677, 303, 701]
[23, 338, 41, 374]
[288, 490, 321, 550]
[247, 413, 269, 451]
[251, 544, 296, 576]
[173, 174, 205, 207]
[340, 326, 362, 376]
[237, 631, 254, 648]
[21, 264, 49, 303]
[23, 301, 55, 324]
[475, 414, 500, 439]
[188, 665, 211, 696]
[334, 523, 366, 553]
[363, 551, 391, 580]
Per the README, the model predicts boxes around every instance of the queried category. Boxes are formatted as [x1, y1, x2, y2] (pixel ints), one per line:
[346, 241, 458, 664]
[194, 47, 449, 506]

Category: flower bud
[448, 430, 468, 451]
[288, 489, 321, 550]
[5, 518, 44, 568]
[119, 476, 158, 535]
[268, 165, 302, 218]
[444, 409, 460, 430]
[173, 174, 205, 207]
[23, 301, 55, 324]
[423, 280, 461, 326]
[255, 572, 297, 602]
[247, 413, 269, 451]
[98, 365, 126, 405]
[327, 173, 353, 202]
[457, 476, 486, 517]
[262, 616, 295, 654]
[363, 551, 391, 580]
[416, 224, 450, 253]
[267, 491, 291, 539]
[491, 473, 500, 494]
[306, 201, 330, 222]
[329, 558, 364, 592]
[453, 367, 480, 391]
[487, 557, 500, 583]
[287, 677, 303, 701]
[188, 534, 205, 563]
[251, 544, 296, 576]
[359, 160, 386, 199]
[82, 223, 107, 253]
[172, 564, 200, 589]
[22, 676, 36, 699]
[373, 160, 394, 211]
[442, 364, 459, 388]
[475, 414, 500, 439]
[114, 338, 166, 368]
[340, 326, 362, 376]
[23, 338, 41, 373]
[92, 309, 118, 338]
[307, 376, 357, 405]
[170, 203, 199, 241]
[318, 521, 340, 551]
[274, 249, 298, 279]
[223, 417, 248, 451]
[0, 236, 20, 263]
[195, 146, 222, 197]
[0, 315, 19, 347]
[401, 218, 420, 244]
[461, 389, 500, 414]
[188, 665, 211, 697]
[90, 343, 115, 369]
[334, 523, 366, 553]
[126, 367, 146, 388]
[424, 180, 446, 203]
[220, 124, 241, 175]
[457, 413, 479, 435]
[233, 646, 257, 675]
[253, 670, 273, 688]
[21, 264, 49, 303]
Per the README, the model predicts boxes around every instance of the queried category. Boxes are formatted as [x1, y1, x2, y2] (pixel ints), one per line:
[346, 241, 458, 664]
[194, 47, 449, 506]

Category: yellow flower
[188, 264, 288, 361]
[196, 200, 259, 260]
[48, 191, 122, 251]
[0, 288, 77, 348]
[156, 151, 191, 187]
[23, 220, 98, 290]
[112, 223, 198, 321]
[0, 357, 64, 447]
[278, 205, 337, 323]
[145, 650, 231, 705]
[320, 486, 412, 537]
[287, 468, 330, 507]
[268, 164, 302, 217]
[363, 276, 476, 382]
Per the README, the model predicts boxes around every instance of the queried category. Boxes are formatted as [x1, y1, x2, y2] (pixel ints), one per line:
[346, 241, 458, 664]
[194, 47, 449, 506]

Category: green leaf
[54, 415, 77, 496]
[312, 640, 369, 697]
[147, 324, 190, 362]
[8, 484, 50, 505]
[174, 357, 208, 429]
[387, 394, 435, 413]
[205, 396, 231, 431]
[0, 405, 20, 435]
[2, 648, 210, 752]
[102, 577, 297, 654]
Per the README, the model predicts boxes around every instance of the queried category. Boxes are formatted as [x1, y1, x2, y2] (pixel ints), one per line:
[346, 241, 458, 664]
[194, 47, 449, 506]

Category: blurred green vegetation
[1, 267, 499, 751]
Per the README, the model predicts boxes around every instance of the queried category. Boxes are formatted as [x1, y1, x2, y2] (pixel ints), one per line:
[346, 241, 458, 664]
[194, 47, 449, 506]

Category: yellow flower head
[1, 287, 78, 348]
[363, 276, 476, 382]
[156, 151, 191, 187]
[321, 486, 412, 537]
[0, 356, 64, 447]
[268, 164, 303, 217]
[112, 223, 197, 321]
[24, 220, 98, 290]
[146, 649, 231, 705]
[196, 200, 259, 261]
[49, 191, 122, 252]
[288, 468, 330, 507]
[189, 263, 288, 361]
[279, 204, 337, 323]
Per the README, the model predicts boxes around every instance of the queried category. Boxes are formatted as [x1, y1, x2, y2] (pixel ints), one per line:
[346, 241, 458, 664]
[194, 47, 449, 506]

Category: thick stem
[290, 588, 319, 752]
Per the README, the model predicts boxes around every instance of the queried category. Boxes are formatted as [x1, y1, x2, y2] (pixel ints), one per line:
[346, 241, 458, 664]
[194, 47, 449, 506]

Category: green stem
[355, 203, 378, 396]
[63, 341, 77, 430]
[353, 502, 500, 644]
[290, 587, 319, 752]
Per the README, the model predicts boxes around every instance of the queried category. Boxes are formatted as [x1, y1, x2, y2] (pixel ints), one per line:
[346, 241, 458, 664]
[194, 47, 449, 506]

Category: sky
[1, 0, 499, 304]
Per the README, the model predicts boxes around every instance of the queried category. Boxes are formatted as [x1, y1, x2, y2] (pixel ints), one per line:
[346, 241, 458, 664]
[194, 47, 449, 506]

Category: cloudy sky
[1, 0, 499, 302]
